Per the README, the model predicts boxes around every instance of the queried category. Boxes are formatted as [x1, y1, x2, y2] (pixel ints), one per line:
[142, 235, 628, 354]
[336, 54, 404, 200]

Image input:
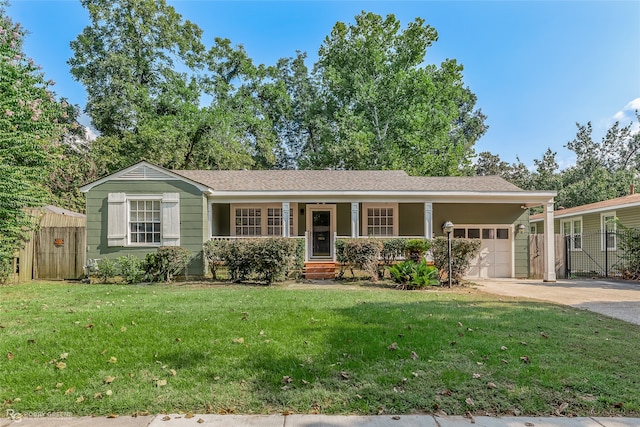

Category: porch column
[207, 202, 212, 238]
[351, 202, 359, 238]
[282, 202, 290, 238]
[543, 200, 556, 282]
[424, 202, 433, 239]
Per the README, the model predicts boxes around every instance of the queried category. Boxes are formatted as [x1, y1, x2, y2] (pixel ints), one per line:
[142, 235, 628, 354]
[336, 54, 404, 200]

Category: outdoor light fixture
[442, 221, 454, 288]
[517, 223, 526, 234]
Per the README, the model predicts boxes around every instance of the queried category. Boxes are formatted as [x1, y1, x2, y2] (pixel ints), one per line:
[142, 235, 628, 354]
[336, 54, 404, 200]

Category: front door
[307, 205, 336, 259]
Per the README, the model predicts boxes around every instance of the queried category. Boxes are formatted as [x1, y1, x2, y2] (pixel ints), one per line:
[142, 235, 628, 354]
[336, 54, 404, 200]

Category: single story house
[530, 192, 640, 277]
[80, 161, 558, 280]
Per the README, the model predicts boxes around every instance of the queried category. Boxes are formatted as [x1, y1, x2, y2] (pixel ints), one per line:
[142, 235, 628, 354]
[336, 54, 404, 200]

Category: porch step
[303, 262, 337, 280]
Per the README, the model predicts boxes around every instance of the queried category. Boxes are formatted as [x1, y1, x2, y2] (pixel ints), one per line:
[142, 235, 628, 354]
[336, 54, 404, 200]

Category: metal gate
[565, 230, 638, 278]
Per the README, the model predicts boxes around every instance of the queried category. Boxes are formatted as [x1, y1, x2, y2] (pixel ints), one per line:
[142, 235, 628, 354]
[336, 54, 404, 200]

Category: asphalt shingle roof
[530, 193, 640, 220]
[172, 170, 524, 192]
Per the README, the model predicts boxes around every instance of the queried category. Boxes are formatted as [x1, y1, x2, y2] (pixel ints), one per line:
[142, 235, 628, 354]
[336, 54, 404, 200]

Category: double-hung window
[601, 212, 616, 250]
[363, 204, 397, 237]
[107, 192, 180, 247]
[235, 208, 262, 236]
[129, 200, 161, 244]
[561, 218, 582, 251]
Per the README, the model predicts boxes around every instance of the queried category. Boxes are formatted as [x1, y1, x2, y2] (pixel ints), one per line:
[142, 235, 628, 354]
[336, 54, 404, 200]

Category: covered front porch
[209, 201, 430, 262]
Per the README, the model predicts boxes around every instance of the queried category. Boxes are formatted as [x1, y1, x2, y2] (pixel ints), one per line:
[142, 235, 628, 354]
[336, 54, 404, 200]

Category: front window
[366, 207, 394, 236]
[562, 218, 582, 250]
[235, 208, 262, 236]
[129, 200, 161, 244]
[601, 213, 616, 250]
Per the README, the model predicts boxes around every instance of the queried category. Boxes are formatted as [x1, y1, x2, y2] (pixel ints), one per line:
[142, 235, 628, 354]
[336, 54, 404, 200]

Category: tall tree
[69, 0, 205, 137]
[283, 12, 487, 174]
[0, 2, 70, 280]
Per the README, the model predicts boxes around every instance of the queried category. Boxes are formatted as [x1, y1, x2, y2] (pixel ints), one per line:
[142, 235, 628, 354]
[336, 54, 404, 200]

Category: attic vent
[116, 165, 171, 180]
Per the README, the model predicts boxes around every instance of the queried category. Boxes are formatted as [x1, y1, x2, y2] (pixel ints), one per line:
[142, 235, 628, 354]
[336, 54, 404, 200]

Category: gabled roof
[530, 193, 640, 222]
[80, 161, 555, 204]
[173, 169, 524, 192]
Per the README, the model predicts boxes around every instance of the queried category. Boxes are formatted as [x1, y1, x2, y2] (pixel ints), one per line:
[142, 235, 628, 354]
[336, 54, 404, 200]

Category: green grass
[1, 282, 639, 418]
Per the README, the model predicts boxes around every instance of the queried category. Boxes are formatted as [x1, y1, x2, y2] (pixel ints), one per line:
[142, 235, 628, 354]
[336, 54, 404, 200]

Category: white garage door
[453, 226, 512, 278]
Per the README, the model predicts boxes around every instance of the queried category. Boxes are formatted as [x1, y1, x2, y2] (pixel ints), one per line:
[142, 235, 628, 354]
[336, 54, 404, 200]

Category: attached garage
[452, 224, 513, 278]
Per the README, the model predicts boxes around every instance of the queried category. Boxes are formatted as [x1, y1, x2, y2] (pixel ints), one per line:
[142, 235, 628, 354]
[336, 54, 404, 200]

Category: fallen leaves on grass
[520, 356, 530, 363]
[465, 397, 475, 406]
[6, 352, 13, 360]
[387, 342, 398, 350]
[55, 361, 67, 370]
[232, 337, 244, 344]
[281, 376, 293, 384]
[65, 387, 75, 395]
[104, 376, 116, 384]
[410, 351, 419, 360]
[155, 379, 167, 387]
[59, 352, 69, 360]
[108, 356, 117, 364]
[487, 382, 497, 389]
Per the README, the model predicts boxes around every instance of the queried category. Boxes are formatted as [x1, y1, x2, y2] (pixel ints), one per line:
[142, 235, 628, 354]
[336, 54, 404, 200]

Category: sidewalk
[3, 414, 640, 427]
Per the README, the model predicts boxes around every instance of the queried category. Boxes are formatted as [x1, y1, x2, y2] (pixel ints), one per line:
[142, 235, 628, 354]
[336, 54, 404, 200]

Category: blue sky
[7, 0, 640, 169]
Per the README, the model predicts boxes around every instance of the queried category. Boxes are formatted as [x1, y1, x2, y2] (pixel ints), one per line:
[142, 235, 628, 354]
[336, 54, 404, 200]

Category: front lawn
[1, 282, 639, 417]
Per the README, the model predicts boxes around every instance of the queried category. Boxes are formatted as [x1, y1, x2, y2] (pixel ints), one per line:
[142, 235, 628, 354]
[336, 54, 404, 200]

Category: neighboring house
[80, 161, 557, 280]
[530, 192, 640, 277]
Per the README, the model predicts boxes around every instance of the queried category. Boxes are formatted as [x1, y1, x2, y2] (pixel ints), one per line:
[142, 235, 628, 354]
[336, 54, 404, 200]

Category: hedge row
[95, 246, 192, 284]
[204, 238, 304, 285]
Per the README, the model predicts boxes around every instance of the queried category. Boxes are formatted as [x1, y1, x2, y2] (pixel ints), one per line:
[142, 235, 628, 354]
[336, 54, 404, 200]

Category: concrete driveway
[473, 278, 640, 325]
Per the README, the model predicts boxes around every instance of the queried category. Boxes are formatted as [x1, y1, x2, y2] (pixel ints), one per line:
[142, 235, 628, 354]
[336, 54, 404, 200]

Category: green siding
[297, 203, 306, 236]
[336, 203, 351, 236]
[86, 180, 207, 275]
[399, 203, 424, 236]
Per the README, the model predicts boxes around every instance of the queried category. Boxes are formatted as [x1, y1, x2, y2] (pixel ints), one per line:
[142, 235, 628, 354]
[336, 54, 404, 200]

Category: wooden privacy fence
[34, 226, 86, 280]
[529, 234, 566, 279]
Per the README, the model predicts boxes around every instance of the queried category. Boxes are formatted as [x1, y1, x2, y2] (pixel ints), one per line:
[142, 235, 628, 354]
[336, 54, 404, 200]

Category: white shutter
[107, 193, 127, 247]
[162, 193, 180, 246]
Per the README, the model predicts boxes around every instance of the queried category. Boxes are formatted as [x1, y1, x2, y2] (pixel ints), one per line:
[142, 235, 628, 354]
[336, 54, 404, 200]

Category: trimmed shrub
[341, 238, 383, 280]
[430, 237, 481, 285]
[335, 239, 349, 279]
[96, 257, 118, 284]
[208, 238, 298, 285]
[287, 238, 306, 280]
[405, 238, 430, 262]
[145, 246, 192, 283]
[203, 240, 225, 280]
[388, 260, 439, 289]
[117, 255, 145, 284]
[379, 238, 407, 278]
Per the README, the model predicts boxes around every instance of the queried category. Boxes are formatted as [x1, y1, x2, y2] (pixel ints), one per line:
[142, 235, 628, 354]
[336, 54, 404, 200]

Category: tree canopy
[0, 1, 76, 280]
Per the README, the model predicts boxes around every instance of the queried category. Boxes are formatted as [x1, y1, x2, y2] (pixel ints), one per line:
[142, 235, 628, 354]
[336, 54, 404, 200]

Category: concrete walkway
[473, 278, 640, 325]
[3, 414, 640, 426]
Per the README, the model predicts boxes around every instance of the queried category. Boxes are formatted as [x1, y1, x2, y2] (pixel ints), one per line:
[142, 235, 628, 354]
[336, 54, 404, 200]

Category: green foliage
[96, 257, 117, 284]
[287, 237, 306, 280]
[378, 238, 407, 278]
[404, 238, 430, 262]
[206, 238, 298, 285]
[144, 246, 192, 283]
[340, 238, 383, 281]
[0, 3, 74, 281]
[203, 239, 224, 280]
[116, 255, 145, 284]
[388, 260, 439, 289]
[285, 12, 486, 174]
[430, 237, 481, 285]
[615, 223, 640, 280]
[334, 238, 349, 279]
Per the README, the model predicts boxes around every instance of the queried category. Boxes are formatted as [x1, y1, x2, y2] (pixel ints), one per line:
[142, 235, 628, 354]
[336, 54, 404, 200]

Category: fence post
[605, 230, 609, 278]
[565, 235, 570, 278]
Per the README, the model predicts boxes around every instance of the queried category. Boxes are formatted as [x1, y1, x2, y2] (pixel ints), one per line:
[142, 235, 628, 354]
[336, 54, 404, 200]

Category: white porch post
[424, 202, 433, 239]
[543, 200, 556, 282]
[207, 202, 212, 238]
[282, 202, 290, 238]
[351, 202, 359, 238]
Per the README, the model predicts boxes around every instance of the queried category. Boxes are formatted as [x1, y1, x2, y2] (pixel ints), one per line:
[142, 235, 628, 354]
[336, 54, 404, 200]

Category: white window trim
[127, 195, 163, 247]
[361, 203, 398, 237]
[600, 212, 616, 251]
[230, 203, 297, 237]
[560, 217, 582, 251]
[107, 192, 180, 248]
